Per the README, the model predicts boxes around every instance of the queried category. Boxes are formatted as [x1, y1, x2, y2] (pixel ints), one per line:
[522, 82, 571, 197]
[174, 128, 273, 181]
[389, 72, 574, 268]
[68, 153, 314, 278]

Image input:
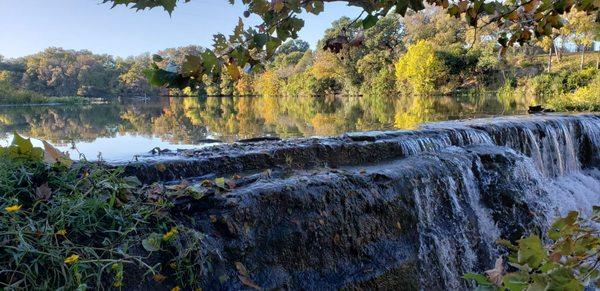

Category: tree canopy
[103, 0, 599, 91]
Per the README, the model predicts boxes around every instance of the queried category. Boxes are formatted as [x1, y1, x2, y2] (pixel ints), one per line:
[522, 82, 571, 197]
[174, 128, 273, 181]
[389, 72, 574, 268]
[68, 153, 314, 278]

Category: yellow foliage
[162, 227, 178, 241]
[64, 254, 80, 265]
[5, 204, 22, 213]
[310, 51, 342, 80]
[255, 70, 282, 97]
[548, 75, 600, 111]
[235, 73, 254, 96]
[395, 40, 445, 95]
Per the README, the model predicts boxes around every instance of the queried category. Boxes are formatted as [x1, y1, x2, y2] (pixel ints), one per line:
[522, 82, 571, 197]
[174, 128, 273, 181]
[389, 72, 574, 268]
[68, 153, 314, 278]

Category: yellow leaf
[171, 286, 181, 291]
[64, 254, 80, 265]
[5, 204, 22, 213]
[162, 227, 178, 241]
[56, 229, 67, 236]
[226, 63, 241, 81]
[235, 261, 249, 276]
[273, 0, 284, 12]
[153, 273, 167, 282]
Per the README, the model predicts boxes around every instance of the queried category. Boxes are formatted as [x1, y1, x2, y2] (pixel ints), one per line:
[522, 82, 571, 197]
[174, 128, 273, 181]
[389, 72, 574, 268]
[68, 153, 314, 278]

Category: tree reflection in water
[0, 94, 527, 148]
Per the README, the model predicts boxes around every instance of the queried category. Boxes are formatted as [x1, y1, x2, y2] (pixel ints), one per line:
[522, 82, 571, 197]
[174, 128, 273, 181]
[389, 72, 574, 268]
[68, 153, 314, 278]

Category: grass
[0, 83, 88, 105]
[0, 134, 211, 289]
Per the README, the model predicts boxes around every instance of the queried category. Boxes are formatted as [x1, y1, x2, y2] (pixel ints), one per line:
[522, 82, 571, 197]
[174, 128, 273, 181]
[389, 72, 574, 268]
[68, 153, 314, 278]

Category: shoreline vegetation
[0, 83, 89, 106]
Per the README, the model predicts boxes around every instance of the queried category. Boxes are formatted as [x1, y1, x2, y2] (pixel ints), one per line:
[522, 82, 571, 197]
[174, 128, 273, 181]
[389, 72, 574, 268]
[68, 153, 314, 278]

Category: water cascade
[120, 114, 600, 290]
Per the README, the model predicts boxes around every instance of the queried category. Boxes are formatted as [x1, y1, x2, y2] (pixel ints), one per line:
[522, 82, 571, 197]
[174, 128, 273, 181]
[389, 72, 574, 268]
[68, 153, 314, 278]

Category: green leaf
[10, 132, 44, 160]
[181, 55, 203, 76]
[547, 267, 583, 291]
[362, 14, 378, 29]
[215, 177, 226, 188]
[312, 1, 324, 14]
[160, 0, 177, 14]
[517, 235, 546, 269]
[502, 272, 529, 291]
[462, 273, 493, 286]
[548, 211, 579, 240]
[185, 184, 207, 199]
[201, 50, 218, 73]
[152, 54, 164, 62]
[11, 132, 34, 154]
[253, 33, 269, 49]
[142, 233, 162, 252]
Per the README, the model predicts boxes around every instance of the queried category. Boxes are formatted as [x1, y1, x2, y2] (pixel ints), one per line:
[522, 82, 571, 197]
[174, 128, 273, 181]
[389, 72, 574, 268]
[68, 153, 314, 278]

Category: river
[0, 93, 528, 162]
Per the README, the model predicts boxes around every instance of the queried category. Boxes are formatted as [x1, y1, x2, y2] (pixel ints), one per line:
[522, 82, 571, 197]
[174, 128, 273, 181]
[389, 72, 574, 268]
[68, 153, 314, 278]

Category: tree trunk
[580, 46, 585, 70]
[547, 48, 552, 72]
[553, 42, 561, 62]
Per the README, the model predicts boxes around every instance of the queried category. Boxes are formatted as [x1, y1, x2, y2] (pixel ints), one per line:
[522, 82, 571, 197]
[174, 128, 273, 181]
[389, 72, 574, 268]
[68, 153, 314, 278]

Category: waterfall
[413, 114, 600, 289]
[121, 114, 600, 290]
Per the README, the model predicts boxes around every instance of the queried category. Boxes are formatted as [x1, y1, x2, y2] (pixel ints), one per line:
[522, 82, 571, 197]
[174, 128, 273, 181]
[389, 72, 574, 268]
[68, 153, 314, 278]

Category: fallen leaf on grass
[42, 140, 72, 167]
[238, 275, 262, 290]
[35, 183, 52, 201]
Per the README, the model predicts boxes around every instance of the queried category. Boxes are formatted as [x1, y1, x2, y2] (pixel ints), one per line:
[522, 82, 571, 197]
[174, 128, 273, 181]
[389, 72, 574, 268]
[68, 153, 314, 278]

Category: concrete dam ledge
[116, 113, 600, 290]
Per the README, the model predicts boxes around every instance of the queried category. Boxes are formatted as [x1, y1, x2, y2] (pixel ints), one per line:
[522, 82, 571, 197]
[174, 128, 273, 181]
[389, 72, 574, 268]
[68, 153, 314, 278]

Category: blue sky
[0, 0, 361, 59]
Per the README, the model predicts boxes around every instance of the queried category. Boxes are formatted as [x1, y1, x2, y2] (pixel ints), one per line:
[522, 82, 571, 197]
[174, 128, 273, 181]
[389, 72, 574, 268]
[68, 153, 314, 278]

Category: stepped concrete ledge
[114, 113, 600, 290]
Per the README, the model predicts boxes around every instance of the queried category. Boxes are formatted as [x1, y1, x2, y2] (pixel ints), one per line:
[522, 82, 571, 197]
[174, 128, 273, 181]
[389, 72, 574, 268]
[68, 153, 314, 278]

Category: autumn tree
[563, 9, 599, 69]
[395, 40, 446, 94]
[537, 35, 556, 72]
[102, 0, 600, 91]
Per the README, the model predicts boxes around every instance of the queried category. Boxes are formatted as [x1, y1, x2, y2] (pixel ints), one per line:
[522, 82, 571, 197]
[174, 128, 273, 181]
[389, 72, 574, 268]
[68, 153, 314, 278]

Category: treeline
[0, 6, 597, 100]
[0, 49, 159, 98]
[183, 6, 598, 98]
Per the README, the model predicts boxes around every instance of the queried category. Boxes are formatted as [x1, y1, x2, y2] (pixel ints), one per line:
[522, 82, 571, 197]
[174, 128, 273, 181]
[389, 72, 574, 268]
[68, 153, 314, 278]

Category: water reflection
[0, 94, 528, 161]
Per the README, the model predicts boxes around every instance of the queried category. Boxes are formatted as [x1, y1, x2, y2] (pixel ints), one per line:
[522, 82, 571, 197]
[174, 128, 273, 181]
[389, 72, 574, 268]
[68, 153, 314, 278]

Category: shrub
[464, 208, 600, 290]
[547, 74, 600, 111]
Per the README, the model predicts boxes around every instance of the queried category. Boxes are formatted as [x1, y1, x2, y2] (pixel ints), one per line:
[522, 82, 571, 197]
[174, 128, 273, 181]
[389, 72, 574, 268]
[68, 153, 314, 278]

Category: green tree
[275, 39, 310, 55]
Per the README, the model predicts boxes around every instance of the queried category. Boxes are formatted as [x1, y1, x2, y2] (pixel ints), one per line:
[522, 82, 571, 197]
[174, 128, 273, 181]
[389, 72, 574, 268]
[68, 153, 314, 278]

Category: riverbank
[1, 113, 599, 289]
[0, 96, 91, 107]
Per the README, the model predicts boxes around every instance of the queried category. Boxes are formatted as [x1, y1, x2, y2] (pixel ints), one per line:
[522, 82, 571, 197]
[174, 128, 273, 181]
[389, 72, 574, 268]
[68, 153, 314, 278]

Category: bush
[310, 77, 342, 96]
[547, 74, 600, 111]
[464, 208, 600, 290]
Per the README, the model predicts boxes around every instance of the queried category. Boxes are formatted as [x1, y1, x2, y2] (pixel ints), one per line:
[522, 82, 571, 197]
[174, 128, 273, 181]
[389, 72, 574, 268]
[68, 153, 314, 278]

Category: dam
[119, 113, 600, 289]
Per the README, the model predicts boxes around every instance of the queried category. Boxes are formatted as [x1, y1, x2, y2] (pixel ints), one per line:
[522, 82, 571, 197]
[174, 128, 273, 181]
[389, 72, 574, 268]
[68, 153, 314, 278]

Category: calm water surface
[0, 94, 529, 162]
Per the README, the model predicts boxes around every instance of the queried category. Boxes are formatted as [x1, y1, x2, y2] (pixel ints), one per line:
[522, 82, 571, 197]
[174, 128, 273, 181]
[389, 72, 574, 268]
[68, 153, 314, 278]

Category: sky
[0, 0, 361, 59]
